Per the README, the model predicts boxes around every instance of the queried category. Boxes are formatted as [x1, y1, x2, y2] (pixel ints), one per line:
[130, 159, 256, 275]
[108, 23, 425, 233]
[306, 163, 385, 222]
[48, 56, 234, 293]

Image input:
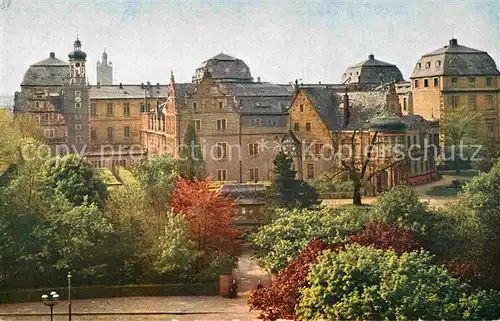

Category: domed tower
[97, 48, 113, 85]
[341, 54, 404, 88]
[66, 36, 89, 151]
[68, 36, 87, 85]
[192, 53, 253, 83]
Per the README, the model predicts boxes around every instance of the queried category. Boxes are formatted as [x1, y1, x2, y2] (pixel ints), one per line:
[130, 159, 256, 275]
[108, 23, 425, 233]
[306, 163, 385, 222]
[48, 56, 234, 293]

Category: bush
[296, 245, 500, 321]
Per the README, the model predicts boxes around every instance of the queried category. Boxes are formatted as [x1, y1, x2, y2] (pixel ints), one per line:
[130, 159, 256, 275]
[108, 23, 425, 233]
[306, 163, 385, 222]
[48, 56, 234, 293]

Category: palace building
[410, 38, 500, 142]
[14, 37, 90, 155]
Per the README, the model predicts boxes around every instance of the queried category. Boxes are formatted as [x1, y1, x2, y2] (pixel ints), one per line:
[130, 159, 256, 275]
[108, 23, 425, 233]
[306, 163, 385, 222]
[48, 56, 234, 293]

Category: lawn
[424, 170, 479, 197]
[426, 186, 462, 197]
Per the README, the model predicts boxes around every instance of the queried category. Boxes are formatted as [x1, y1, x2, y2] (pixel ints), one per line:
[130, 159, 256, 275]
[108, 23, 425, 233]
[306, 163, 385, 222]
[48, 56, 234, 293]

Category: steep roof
[21, 53, 69, 86]
[300, 86, 343, 132]
[341, 54, 404, 86]
[411, 39, 499, 78]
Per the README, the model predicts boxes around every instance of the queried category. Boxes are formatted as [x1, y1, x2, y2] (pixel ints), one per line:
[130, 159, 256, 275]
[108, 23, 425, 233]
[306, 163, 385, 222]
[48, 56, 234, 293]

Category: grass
[424, 169, 479, 197]
[426, 186, 462, 197]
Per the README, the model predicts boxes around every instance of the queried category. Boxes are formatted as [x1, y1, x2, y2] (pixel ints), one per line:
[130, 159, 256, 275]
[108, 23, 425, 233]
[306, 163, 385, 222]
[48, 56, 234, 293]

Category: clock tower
[65, 36, 90, 154]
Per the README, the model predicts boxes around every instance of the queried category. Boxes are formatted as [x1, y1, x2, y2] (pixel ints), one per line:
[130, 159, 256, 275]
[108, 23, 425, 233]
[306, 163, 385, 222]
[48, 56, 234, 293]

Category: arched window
[435, 60, 441, 68]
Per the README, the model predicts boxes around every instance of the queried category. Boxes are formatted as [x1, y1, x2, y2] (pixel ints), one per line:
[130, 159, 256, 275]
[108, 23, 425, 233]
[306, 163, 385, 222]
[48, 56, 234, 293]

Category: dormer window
[435, 60, 441, 68]
[425, 62, 431, 69]
[417, 63, 421, 70]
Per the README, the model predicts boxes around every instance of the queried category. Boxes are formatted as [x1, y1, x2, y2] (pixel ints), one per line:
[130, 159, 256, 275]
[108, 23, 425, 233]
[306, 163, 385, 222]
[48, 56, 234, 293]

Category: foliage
[179, 123, 206, 181]
[249, 223, 421, 320]
[153, 211, 201, 278]
[267, 152, 319, 209]
[310, 167, 354, 198]
[131, 155, 178, 222]
[170, 178, 242, 262]
[296, 244, 500, 321]
[250, 206, 371, 272]
[248, 238, 335, 321]
[43, 154, 108, 208]
[446, 162, 500, 285]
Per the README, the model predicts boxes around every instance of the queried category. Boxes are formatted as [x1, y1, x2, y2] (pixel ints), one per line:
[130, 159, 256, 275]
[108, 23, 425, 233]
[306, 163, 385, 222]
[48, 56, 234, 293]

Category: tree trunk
[352, 182, 362, 206]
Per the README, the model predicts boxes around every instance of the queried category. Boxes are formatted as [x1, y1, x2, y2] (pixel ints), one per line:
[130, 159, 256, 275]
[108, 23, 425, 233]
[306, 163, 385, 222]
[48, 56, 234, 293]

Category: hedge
[0, 283, 218, 304]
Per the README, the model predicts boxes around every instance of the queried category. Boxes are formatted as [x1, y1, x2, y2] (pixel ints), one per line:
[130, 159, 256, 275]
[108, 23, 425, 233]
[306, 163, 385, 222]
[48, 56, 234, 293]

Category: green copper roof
[369, 113, 406, 132]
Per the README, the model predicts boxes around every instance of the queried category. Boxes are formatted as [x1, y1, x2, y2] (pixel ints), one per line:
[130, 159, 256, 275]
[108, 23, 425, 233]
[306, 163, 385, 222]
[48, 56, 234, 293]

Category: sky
[0, 0, 499, 100]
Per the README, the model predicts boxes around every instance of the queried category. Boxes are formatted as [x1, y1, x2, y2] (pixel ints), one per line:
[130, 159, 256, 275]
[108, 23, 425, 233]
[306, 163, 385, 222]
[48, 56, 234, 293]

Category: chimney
[141, 83, 144, 89]
[257, 77, 261, 83]
[449, 38, 458, 46]
[147, 81, 151, 88]
[156, 83, 160, 89]
[369, 54, 374, 60]
[343, 87, 350, 129]
[119, 83, 123, 89]
[97, 81, 100, 88]
[49, 52, 55, 58]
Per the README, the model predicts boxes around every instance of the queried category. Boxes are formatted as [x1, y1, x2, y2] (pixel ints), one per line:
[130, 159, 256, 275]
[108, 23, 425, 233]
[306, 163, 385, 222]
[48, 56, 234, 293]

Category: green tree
[179, 123, 206, 180]
[296, 244, 500, 321]
[131, 154, 178, 225]
[43, 154, 108, 208]
[153, 211, 201, 279]
[250, 206, 371, 272]
[267, 152, 319, 209]
[441, 105, 487, 173]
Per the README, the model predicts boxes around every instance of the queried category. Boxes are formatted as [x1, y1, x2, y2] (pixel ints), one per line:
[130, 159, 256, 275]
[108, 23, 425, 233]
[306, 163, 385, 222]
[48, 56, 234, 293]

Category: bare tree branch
[367, 158, 406, 181]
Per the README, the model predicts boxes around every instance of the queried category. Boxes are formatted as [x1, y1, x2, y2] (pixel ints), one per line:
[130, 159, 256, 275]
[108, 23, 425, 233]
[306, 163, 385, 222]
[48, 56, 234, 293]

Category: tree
[250, 206, 371, 272]
[179, 123, 206, 181]
[267, 152, 319, 209]
[441, 105, 487, 173]
[170, 178, 242, 263]
[296, 244, 500, 321]
[153, 210, 201, 279]
[131, 155, 178, 224]
[43, 154, 108, 208]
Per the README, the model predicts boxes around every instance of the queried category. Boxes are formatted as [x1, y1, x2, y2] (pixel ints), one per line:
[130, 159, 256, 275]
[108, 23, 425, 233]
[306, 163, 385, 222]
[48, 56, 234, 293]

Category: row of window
[450, 94, 494, 110]
[293, 122, 312, 132]
[90, 102, 132, 116]
[90, 159, 127, 168]
[90, 127, 132, 141]
[192, 101, 225, 111]
[415, 76, 494, 89]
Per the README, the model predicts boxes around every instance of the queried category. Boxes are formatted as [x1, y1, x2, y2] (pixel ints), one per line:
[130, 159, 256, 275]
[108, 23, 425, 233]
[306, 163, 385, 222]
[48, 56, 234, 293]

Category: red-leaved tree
[170, 178, 241, 258]
[248, 222, 421, 320]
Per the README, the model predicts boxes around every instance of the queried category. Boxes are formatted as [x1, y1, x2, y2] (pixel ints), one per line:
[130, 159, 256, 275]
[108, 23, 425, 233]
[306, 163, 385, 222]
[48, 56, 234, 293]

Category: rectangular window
[486, 77, 493, 88]
[414, 79, 419, 88]
[219, 102, 223, 109]
[249, 168, 260, 182]
[216, 142, 228, 159]
[314, 143, 323, 155]
[75, 135, 81, 143]
[299, 104, 304, 112]
[216, 119, 227, 131]
[294, 122, 300, 131]
[107, 127, 114, 140]
[469, 77, 475, 87]
[217, 169, 227, 181]
[74, 90, 81, 97]
[433, 78, 439, 87]
[107, 103, 113, 115]
[305, 122, 311, 131]
[90, 129, 96, 140]
[249, 143, 259, 156]
[75, 102, 81, 108]
[451, 96, 460, 108]
[407, 136, 411, 148]
[424, 79, 429, 88]
[123, 103, 130, 116]
[403, 98, 407, 111]
[193, 102, 197, 110]
[90, 103, 96, 116]
[193, 119, 201, 130]
[307, 163, 314, 179]
[124, 126, 131, 138]
[451, 77, 458, 88]
[487, 122, 496, 138]
[486, 95, 493, 110]
[468, 95, 477, 109]
[75, 124, 82, 130]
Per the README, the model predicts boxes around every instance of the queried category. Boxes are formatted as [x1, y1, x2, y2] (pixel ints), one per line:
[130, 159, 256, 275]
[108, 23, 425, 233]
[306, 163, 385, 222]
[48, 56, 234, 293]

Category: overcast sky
[0, 0, 499, 97]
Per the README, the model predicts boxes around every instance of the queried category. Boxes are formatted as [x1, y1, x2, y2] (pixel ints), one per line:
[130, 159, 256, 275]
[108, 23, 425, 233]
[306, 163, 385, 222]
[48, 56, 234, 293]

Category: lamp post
[41, 291, 59, 321]
[67, 272, 72, 321]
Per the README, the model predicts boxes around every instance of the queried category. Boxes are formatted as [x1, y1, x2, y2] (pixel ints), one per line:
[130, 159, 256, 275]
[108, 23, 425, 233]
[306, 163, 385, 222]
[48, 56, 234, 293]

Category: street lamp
[68, 272, 72, 321]
[41, 291, 59, 321]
